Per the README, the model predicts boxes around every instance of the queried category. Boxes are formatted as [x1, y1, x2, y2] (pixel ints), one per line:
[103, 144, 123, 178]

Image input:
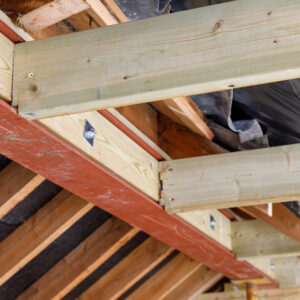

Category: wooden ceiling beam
[18, 218, 138, 300]
[0, 190, 93, 285]
[231, 220, 300, 260]
[78, 237, 173, 300]
[14, 0, 300, 119]
[161, 144, 300, 212]
[0, 162, 45, 218]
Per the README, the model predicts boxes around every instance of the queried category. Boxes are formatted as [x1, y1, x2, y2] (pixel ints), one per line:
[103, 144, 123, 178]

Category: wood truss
[1, 0, 300, 297]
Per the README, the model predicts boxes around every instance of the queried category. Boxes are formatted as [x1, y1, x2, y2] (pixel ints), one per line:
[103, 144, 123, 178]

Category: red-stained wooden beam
[0, 20, 277, 286]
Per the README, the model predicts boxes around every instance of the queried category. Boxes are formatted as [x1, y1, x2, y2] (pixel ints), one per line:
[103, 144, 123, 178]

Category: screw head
[27, 72, 35, 79]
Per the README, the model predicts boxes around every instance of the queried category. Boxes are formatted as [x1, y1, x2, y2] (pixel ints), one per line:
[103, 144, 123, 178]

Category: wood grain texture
[15, 0, 300, 119]
[231, 220, 300, 259]
[90, 1, 214, 141]
[162, 265, 223, 300]
[18, 0, 89, 32]
[161, 144, 300, 212]
[241, 203, 300, 244]
[0, 162, 44, 218]
[178, 209, 232, 250]
[79, 238, 172, 300]
[40, 111, 159, 200]
[0, 33, 13, 102]
[18, 218, 138, 300]
[152, 97, 214, 139]
[127, 253, 201, 300]
[0, 190, 93, 286]
[196, 287, 300, 300]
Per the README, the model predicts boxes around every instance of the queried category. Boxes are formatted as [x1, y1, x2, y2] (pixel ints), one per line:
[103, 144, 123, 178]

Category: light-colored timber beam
[196, 287, 300, 300]
[18, 218, 138, 300]
[231, 220, 300, 259]
[0, 162, 45, 218]
[14, 0, 300, 119]
[0, 33, 13, 102]
[78, 237, 173, 300]
[160, 144, 300, 212]
[0, 190, 93, 285]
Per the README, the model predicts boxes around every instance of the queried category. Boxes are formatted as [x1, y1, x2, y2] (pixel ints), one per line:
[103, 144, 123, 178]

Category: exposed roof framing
[3, 0, 300, 295]
[0, 9, 279, 286]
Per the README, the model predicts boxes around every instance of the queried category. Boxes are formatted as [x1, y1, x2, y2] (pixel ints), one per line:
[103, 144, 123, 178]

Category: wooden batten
[160, 144, 300, 212]
[19, 218, 138, 300]
[0, 191, 93, 286]
[14, 0, 300, 119]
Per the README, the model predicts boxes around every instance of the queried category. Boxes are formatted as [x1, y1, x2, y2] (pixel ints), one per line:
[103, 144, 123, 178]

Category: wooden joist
[18, 218, 138, 300]
[14, 0, 300, 119]
[197, 287, 300, 300]
[0, 33, 13, 102]
[126, 253, 201, 300]
[0, 190, 93, 285]
[0, 162, 44, 218]
[17, 0, 89, 33]
[78, 238, 173, 300]
[241, 203, 300, 244]
[162, 266, 223, 300]
[161, 144, 300, 212]
[231, 220, 300, 259]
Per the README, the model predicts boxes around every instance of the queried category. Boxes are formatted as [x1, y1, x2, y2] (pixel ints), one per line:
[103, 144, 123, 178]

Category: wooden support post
[78, 238, 172, 300]
[18, 218, 138, 300]
[14, 0, 300, 119]
[246, 283, 258, 300]
[0, 191, 93, 285]
[160, 144, 300, 212]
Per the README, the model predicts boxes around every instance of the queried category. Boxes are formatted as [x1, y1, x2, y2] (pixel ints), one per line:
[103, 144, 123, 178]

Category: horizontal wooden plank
[231, 220, 300, 259]
[40, 111, 159, 201]
[18, 218, 138, 300]
[0, 33, 13, 102]
[160, 144, 300, 212]
[15, 0, 300, 119]
[197, 287, 300, 300]
[0, 162, 45, 218]
[79, 238, 172, 300]
[0, 190, 93, 286]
